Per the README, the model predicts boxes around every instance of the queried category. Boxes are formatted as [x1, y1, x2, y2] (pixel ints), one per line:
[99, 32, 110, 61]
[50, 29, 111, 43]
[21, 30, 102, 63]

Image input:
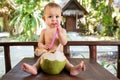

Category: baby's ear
[42, 16, 45, 21]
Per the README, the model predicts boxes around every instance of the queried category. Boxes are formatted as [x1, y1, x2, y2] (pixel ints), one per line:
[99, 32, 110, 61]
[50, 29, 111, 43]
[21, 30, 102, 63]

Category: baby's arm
[57, 25, 67, 45]
[38, 29, 50, 50]
[38, 29, 46, 48]
[35, 29, 48, 56]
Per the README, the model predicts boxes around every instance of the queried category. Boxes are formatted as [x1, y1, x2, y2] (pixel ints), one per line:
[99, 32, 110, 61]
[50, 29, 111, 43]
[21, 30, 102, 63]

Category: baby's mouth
[53, 22, 58, 26]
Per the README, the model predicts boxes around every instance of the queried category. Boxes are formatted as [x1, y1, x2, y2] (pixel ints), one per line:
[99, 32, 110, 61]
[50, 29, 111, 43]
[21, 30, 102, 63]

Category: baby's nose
[52, 16, 57, 20]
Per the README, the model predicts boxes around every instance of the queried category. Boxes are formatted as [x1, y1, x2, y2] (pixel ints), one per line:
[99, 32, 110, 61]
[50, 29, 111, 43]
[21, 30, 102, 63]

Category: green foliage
[100, 60, 117, 74]
[15, 34, 39, 41]
[116, 29, 120, 40]
[78, 22, 88, 33]
[0, 0, 4, 7]
[101, 60, 106, 67]
[9, 0, 51, 41]
[80, 0, 120, 37]
[7, 0, 120, 40]
[106, 64, 117, 71]
[101, 26, 116, 36]
[91, 0, 104, 9]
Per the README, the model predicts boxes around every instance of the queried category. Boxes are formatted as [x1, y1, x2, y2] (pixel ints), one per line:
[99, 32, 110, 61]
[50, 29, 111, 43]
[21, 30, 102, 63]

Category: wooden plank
[0, 42, 38, 46]
[66, 41, 120, 45]
[1, 41, 120, 46]
[2, 58, 119, 80]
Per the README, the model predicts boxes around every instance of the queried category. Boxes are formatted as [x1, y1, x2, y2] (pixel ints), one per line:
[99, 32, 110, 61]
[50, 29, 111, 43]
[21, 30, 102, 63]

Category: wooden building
[62, 0, 88, 32]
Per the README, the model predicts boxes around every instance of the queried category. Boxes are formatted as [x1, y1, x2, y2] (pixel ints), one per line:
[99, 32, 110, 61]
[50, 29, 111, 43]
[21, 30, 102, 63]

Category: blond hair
[43, 2, 62, 15]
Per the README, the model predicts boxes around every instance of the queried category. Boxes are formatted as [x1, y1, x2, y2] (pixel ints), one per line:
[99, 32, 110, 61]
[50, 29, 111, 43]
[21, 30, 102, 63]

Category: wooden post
[117, 46, 120, 79]
[64, 45, 70, 58]
[33, 45, 38, 58]
[4, 45, 11, 73]
[89, 45, 97, 61]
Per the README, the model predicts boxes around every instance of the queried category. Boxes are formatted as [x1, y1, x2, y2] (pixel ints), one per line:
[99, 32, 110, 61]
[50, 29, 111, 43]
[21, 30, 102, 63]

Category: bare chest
[44, 30, 59, 44]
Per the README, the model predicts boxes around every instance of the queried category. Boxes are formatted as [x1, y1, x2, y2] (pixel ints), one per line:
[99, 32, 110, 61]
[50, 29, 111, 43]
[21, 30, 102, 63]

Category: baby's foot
[70, 61, 86, 76]
[21, 63, 37, 75]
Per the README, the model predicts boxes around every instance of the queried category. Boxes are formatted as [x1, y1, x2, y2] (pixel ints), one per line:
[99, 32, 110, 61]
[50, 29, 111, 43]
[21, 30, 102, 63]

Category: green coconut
[40, 51, 66, 74]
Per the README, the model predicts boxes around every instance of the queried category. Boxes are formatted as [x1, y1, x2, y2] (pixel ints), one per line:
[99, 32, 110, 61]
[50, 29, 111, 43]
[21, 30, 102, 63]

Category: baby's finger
[80, 61, 86, 71]
[83, 64, 86, 71]
[44, 45, 49, 49]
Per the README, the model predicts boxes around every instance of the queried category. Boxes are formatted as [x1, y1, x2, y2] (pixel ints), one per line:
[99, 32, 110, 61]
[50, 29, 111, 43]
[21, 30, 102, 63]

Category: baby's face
[43, 7, 62, 28]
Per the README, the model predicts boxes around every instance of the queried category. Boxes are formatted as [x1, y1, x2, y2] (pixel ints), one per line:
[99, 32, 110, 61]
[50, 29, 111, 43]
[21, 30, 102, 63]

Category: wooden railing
[0, 42, 38, 74]
[64, 41, 120, 79]
[0, 41, 120, 79]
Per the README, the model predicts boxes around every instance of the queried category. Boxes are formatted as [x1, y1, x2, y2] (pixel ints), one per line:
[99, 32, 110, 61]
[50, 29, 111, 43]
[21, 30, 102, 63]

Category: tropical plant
[78, 0, 120, 37]
[100, 60, 117, 75]
[9, 0, 51, 41]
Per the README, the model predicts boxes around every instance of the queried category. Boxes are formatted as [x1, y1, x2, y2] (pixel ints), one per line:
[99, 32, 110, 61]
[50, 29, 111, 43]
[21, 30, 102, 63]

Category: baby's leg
[65, 59, 85, 76]
[70, 61, 86, 76]
[21, 57, 41, 75]
[21, 63, 37, 75]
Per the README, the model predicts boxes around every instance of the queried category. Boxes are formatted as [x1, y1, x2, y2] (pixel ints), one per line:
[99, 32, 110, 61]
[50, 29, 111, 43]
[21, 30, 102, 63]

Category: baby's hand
[54, 22, 62, 33]
[44, 44, 50, 50]
[38, 43, 44, 48]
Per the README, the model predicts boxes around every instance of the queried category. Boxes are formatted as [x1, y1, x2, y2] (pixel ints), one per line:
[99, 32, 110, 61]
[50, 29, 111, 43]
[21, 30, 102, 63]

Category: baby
[21, 2, 86, 76]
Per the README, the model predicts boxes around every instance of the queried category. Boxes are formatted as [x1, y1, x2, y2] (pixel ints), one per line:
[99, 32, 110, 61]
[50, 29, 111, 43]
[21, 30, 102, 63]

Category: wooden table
[2, 58, 120, 80]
